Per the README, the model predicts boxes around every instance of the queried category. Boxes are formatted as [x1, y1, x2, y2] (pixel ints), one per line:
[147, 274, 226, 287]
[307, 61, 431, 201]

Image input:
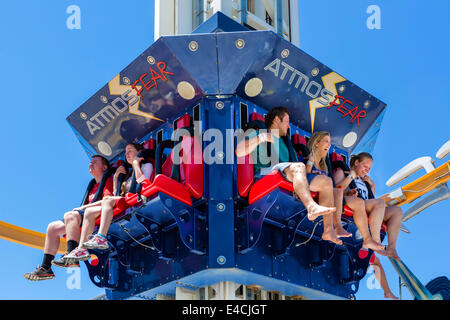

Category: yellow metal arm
[0, 220, 67, 254]
[381, 160, 450, 207]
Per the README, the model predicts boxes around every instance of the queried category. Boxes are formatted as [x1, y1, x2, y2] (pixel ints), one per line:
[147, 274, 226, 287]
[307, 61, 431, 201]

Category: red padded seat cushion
[292, 134, 307, 146]
[180, 135, 203, 199]
[248, 171, 294, 205]
[250, 112, 265, 122]
[237, 154, 254, 197]
[141, 174, 193, 206]
[331, 152, 344, 162]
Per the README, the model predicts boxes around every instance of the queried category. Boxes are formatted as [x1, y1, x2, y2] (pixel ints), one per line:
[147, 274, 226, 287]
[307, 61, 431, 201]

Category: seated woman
[64, 143, 153, 262]
[305, 131, 347, 245]
[306, 131, 385, 251]
[334, 152, 401, 260]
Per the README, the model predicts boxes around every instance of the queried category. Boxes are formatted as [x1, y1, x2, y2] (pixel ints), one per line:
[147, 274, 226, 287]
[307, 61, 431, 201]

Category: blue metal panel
[67, 38, 204, 160]
[68, 26, 386, 159]
[204, 97, 236, 268]
[216, 30, 386, 153]
[160, 34, 219, 95]
[352, 108, 386, 155]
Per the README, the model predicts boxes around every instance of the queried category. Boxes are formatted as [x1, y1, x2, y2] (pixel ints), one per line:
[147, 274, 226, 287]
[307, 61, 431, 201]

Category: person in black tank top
[333, 159, 385, 253]
[338, 153, 402, 260]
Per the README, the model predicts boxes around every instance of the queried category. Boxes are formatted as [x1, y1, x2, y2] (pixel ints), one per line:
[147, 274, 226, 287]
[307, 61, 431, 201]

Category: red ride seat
[248, 171, 294, 204]
[140, 115, 204, 206]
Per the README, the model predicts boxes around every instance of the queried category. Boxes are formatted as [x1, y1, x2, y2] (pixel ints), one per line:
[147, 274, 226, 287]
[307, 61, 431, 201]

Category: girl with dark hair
[334, 152, 402, 260]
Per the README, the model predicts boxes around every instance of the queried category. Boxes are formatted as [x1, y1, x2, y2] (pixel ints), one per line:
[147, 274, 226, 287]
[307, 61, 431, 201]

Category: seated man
[24, 155, 113, 281]
[235, 106, 340, 244]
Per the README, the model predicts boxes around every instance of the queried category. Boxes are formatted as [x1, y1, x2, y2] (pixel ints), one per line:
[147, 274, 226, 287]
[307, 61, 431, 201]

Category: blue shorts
[259, 162, 298, 179]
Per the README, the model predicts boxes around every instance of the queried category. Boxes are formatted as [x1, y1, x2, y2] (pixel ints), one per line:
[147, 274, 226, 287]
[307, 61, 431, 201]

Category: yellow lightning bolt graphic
[309, 72, 346, 133]
[108, 73, 164, 122]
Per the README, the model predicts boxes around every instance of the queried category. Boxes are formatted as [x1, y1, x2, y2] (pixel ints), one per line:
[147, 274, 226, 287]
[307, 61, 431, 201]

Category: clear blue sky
[0, 0, 448, 300]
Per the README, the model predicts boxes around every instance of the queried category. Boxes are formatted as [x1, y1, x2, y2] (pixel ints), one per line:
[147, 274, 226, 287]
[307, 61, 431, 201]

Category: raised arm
[235, 131, 273, 158]
[113, 165, 127, 195]
[363, 175, 376, 195]
[133, 160, 153, 183]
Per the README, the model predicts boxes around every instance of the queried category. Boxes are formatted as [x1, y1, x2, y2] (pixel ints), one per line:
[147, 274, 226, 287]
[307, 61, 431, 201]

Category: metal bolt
[215, 101, 224, 110]
[311, 67, 319, 76]
[235, 39, 245, 49]
[216, 203, 226, 212]
[189, 41, 198, 51]
[147, 56, 156, 64]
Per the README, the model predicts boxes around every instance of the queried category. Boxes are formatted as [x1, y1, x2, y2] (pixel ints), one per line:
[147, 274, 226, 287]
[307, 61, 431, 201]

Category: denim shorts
[259, 162, 298, 179]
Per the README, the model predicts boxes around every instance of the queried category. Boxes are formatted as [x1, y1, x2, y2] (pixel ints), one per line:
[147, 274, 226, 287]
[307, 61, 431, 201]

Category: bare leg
[383, 206, 402, 261]
[366, 199, 386, 244]
[371, 255, 399, 299]
[333, 188, 352, 238]
[63, 211, 82, 244]
[79, 206, 102, 246]
[345, 196, 384, 251]
[44, 220, 66, 256]
[309, 175, 341, 245]
[283, 163, 336, 220]
[97, 197, 121, 237]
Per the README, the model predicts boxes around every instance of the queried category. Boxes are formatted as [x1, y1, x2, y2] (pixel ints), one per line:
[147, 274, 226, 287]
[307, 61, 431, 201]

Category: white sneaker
[83, 234, 109, 250]
[64, 247, 91, 264]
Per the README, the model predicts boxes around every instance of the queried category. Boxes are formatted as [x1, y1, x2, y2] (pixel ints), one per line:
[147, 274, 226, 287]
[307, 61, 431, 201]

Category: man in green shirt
[236, 107, 341, 245]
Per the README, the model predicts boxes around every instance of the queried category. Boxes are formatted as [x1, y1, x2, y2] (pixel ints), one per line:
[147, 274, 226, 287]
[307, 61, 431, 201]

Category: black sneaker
[52, 255, 80, 268]
[24, 266, 55, 281]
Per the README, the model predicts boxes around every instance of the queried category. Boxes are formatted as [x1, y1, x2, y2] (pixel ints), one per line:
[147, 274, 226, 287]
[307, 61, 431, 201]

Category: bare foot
[322, 230, 343, 246]
[307, 204, 336, 221]
[362, 238, 385, 252]
[384, 292, 399, 300]
[335, 226, 352, 238]
[386, 247, 401, 261]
